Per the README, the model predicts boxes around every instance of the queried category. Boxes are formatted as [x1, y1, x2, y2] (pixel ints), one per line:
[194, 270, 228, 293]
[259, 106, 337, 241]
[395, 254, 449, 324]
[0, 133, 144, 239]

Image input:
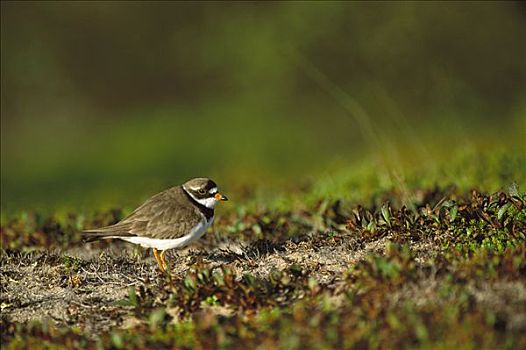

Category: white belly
[118, 217, 213, 250]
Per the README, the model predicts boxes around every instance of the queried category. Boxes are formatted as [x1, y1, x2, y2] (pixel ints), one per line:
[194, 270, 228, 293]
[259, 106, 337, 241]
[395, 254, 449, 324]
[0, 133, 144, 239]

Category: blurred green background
[1, 1, 525, 213]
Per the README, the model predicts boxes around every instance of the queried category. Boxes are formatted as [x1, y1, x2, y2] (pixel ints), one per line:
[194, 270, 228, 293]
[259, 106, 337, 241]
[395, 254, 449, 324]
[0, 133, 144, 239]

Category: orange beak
[214, 193, 228, 201]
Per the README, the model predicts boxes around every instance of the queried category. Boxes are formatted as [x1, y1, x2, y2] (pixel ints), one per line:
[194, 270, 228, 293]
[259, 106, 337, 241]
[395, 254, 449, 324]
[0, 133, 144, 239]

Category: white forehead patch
[208, 187, 218, 194]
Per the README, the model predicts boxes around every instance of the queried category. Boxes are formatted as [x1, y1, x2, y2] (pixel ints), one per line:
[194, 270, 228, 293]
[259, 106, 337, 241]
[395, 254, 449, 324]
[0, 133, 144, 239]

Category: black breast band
[182, 188, 214, 221]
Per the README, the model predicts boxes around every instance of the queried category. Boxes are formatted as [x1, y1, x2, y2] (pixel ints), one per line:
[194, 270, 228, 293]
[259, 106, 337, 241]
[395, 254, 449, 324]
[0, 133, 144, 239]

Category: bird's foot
[153, 248, 166, 273]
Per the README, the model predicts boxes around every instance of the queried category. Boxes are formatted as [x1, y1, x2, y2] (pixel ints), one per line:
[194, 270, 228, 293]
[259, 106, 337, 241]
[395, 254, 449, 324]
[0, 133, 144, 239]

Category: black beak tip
[222, 195, 228, 201]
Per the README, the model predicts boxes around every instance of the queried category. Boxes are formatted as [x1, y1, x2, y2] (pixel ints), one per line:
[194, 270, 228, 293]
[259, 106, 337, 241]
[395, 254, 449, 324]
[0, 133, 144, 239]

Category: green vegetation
[2, 2, 525, 349]
[1, 151, 525, 349]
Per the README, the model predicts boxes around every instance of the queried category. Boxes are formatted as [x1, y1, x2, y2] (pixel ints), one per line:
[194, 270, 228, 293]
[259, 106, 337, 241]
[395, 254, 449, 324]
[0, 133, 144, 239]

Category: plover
[83, 178, 228, 272]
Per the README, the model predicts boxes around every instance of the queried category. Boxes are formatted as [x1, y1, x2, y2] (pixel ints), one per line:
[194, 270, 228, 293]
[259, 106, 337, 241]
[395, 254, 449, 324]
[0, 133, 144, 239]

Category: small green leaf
[149, 308, 167, 331]
[111, 332, 124, 349]
[381, 203, 391, 227]
[128, 286, 138, 307]
[251, 224, 262, 236]
[449, 205, 458, 222]
[203, 295, 219, 306]
[497, 202, 512, 221]
[184, 276, 196, 291]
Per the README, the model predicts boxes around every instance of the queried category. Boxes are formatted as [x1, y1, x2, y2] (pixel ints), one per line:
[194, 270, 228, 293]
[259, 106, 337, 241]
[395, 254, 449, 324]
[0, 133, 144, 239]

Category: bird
[82, 177, 228, 272]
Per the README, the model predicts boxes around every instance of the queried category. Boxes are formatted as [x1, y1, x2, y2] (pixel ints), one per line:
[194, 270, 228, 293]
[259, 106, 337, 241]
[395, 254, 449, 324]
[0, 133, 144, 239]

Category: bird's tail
[81, 230, 112, 243]
[82, 222, 134, 243]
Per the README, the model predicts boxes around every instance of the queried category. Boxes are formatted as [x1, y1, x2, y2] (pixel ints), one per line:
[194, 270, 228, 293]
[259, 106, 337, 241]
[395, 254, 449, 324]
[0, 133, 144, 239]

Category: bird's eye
[198, 189, 206, 195]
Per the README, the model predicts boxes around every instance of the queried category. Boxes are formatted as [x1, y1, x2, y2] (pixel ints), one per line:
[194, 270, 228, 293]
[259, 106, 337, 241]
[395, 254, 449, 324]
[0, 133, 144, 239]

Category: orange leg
[153, 248, 165, 272]
[160, 250, 168, 271]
